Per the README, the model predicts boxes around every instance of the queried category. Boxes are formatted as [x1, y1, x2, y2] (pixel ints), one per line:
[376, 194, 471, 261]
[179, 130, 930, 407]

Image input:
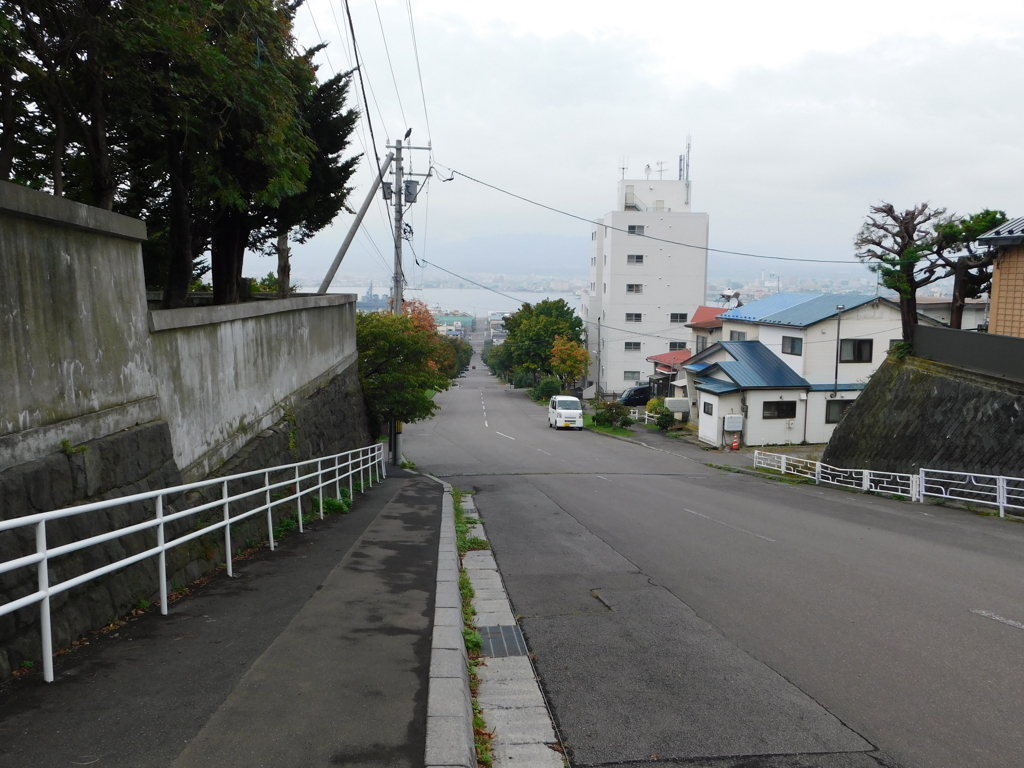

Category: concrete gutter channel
[424, 477, 562, 768]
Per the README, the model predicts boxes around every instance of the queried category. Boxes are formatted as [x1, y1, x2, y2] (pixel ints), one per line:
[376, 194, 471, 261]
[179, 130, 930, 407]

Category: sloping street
[405, 359, 1024, 768]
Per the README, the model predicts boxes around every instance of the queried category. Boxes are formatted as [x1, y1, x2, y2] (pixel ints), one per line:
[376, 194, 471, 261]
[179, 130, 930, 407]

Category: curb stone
[422, 476, 476, 768]
[461, 496, 564, 768]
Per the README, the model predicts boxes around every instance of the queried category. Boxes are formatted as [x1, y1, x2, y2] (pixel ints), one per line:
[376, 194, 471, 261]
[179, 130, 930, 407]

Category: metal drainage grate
[479, 625, 528, 657]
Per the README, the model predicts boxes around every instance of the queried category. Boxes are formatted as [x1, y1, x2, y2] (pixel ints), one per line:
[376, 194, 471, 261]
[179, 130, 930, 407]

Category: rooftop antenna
[683, 135, 692, 205]
[656, 160, 667, 179]
[644, 164, 651, 180]
[619, 156, 628, 180]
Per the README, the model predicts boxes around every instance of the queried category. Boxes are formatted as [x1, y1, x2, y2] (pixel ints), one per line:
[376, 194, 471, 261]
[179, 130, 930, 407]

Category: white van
[548, 396, 584, 430]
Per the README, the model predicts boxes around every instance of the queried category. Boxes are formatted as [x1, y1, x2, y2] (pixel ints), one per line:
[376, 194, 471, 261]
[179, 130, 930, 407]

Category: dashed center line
[684, 508, 776, 542]
[595, 475, 611, 482]
[496, 432, 515, 440]
[536, 449, 552, 456]
[971, 610, 1024, 631]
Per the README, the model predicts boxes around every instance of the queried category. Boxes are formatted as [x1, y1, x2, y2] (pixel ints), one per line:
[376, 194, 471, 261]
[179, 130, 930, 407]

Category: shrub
[656, 411, 676, 431]
[512, 370, 533, 389]
[645, 396, 667, 414]
[532, 376, 562, 401]
[594, 401, 631, 427]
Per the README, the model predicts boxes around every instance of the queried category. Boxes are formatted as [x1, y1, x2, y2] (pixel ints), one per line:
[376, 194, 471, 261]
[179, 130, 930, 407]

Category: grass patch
[751, 467, 815, 485]
[583, 413, 633, 437]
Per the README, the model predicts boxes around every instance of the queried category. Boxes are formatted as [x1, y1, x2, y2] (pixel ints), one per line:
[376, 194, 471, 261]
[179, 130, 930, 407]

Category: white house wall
[757, 326, 805, 376]
[805, 390, 859, 444]
[721, 319, 759, 341]
[801, 301, 904, 385]
[742, 390, 807, 446]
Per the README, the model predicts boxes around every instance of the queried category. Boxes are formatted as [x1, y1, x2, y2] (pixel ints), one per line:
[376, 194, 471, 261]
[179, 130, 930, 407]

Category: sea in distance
[329, 285, 583, 317]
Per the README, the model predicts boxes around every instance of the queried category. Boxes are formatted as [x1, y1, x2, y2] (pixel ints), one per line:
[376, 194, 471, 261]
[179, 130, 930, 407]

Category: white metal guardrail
[0, 442, 386, 682]
[754, 451, 1024, 519]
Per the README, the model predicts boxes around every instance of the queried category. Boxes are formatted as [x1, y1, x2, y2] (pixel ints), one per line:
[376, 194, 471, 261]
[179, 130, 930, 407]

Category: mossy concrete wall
[822, 356, 1024, 476]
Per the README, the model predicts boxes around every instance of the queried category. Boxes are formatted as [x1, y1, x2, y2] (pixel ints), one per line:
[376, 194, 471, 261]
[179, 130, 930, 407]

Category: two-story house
[682, 293, 942, 446]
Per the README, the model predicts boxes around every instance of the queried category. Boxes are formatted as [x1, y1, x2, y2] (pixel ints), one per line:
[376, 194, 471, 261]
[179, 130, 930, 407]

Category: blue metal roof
[683, 362, 713, 373]
[715, 341, 809, 388]
[693, 378, 742, 395]
[719, 293, 878, 327]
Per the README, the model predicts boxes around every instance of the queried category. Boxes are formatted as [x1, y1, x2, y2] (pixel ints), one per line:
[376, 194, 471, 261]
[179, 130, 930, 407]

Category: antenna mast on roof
[679, 135, 692, 205]
[619, 156, 628, 180]
[656, 160, 667, 179]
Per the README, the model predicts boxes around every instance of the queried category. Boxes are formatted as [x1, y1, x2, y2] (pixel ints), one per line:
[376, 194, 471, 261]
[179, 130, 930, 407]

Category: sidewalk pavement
[0, 471, 442, 768]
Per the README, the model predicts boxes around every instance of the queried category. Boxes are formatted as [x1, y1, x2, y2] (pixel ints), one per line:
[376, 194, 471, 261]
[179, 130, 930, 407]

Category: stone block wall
[822, 356, 1024, 477]
[0, 363, 370, 679]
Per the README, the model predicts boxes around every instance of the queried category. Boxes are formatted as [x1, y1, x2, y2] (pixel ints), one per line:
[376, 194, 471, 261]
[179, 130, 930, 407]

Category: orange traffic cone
[732, 433, 740, 451]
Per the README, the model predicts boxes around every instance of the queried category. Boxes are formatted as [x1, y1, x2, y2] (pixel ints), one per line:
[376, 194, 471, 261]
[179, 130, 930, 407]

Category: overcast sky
[284, 0, 1024, 288]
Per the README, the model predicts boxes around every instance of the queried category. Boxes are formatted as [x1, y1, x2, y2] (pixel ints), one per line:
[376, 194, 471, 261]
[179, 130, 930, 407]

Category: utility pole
[384, 132, 431, 467]
[596, 317, 602, 398]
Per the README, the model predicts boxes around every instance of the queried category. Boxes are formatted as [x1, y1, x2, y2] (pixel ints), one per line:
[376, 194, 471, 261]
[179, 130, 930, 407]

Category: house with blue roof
[680, 293, 941, 446]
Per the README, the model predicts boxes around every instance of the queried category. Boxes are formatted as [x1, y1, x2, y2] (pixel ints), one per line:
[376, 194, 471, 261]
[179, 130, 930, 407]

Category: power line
[440, 166, 874, 266]
[372, 0, 408, 130]
[405, 0, 432, 144]
[343, 0, 382, 165]
[304, 4, 337, 75]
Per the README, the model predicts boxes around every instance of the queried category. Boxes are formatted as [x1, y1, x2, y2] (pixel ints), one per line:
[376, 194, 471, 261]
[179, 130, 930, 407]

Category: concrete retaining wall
[822, 356, 1024, 477]
[0, 182, 371, 677]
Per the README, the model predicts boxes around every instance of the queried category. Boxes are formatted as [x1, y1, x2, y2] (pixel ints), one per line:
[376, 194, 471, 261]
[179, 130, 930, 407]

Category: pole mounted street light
[769, 273, 781, 294]
[833, 304, 845, 396]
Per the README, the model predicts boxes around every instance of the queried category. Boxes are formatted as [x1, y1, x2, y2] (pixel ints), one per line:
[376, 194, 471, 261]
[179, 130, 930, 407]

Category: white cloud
[287, 1, 1024, 286]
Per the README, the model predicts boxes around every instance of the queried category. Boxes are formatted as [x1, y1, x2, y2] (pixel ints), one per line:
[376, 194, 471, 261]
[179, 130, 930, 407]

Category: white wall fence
[629, 408, 658, 425]
[0, 442, 386, 682]
[754, 451, 1024, 519]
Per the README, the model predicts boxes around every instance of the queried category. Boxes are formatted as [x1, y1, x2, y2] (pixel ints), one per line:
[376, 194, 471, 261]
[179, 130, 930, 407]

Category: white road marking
[971, 610, 1024, 631]
[485, 421, 489, 427]
[683, 508, 776, 542]
[496, 432, 515, 440]
[595, 475, 611, 481]
[536, 449, 552, 455]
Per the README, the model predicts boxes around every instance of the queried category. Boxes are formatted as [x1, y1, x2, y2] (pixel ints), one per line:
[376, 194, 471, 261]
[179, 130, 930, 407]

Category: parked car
[548, 396, 584, 430]
[618, 384, 651, 407]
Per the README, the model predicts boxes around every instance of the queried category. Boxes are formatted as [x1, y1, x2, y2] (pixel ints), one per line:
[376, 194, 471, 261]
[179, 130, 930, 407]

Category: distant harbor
[341, 285, 582, 317]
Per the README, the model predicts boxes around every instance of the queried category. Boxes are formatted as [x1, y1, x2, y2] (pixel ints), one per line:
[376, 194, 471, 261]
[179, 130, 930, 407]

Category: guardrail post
[334, 456, 341, 498]
[222, 480, 233, 578]
[910, 474, 919, 502]
[380, 443, 387, 478]
[317, 459, 324, 519]
[295, 465, 303, 533]
[348, 454, 354, 500]
[266, 471, 275, 551]
[998, 476, 1007, 518]
[367, 448, 374, 488]
[919, 469, 927, 503]
[37, 520, 53, 683]
[157, 495, 168, 615]
[814, 462, 821, 486]
[862, 469, 870, 492]
[780, 455, 787, 476]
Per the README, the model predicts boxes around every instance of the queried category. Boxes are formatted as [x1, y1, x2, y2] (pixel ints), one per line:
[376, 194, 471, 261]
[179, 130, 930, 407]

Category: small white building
[684, 293, 942, 446]
[583, 173, 709, 396]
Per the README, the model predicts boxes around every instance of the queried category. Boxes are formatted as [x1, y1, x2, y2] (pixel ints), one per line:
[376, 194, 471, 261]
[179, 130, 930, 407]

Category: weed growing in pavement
[453, 488, 490, 555]
[400, 459, 417, 470]
[473, 698, 495, 766]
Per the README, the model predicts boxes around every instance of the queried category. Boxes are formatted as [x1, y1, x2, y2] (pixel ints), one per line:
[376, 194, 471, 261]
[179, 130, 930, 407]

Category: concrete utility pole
[385, 133, 431, 467]
[596, 317, 602, 397]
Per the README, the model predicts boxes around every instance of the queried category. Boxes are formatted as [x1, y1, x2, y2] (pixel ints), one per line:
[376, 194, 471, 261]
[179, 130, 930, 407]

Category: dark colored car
[618, 384, 651, 406]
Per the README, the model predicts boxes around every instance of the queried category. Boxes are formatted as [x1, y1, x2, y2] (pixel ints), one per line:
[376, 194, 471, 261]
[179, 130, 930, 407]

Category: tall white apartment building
[583, 177, 709, 395]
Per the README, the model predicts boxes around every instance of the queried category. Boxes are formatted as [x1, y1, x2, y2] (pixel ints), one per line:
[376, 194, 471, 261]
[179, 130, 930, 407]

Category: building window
[669, 341, 687, 351]
[826, 399, 855, 423]
[626, 283, 643, 294]
[591, 231, 596, 241]
[729, 330, 747, 341]
[762, 401, 797, 419]
[703, 401, 714, 416]
[590, 282, 595, 292]
[696, 335, 708, 352]
[782, 336, 803, 355]
[628, 225, 645, 236]
[603, 283, 607, 293]
[627, 254, 644, 264]
[591, 256, 596, 266]
[624, 341, 641, 351]
[625, 313, 642, 323]
[624, 370, 641, 380]
[670, 313, 688, 323]
[840, 339, 873, 363]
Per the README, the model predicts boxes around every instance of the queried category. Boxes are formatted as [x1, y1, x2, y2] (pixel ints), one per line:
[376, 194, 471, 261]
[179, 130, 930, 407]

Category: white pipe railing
[629, 408, 658, 425]
[0, 442, 386, 682]
[754, 451, 1024, 518]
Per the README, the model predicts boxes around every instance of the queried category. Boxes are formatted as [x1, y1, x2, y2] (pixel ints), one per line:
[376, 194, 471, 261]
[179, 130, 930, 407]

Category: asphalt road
[406, 347, 1024, 768]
